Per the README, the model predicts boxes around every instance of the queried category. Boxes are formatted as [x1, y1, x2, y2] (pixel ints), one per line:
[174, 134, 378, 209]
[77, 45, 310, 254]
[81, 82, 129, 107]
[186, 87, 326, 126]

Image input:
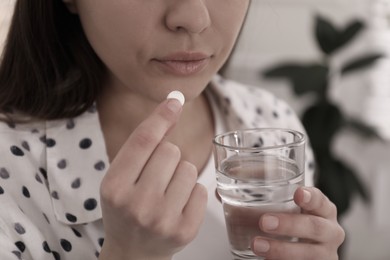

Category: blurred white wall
[229, 0, 368, 72]
[0, 0, 14, 53]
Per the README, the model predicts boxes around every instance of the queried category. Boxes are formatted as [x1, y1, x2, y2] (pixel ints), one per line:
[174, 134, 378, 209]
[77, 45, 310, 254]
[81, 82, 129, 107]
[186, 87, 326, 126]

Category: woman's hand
[252, 187, 345, 260]
[99, 98, 208, 260]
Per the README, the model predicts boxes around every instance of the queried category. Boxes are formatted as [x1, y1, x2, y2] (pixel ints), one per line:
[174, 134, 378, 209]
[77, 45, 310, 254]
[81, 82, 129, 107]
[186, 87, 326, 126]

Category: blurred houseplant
[262, 14, 383, 218]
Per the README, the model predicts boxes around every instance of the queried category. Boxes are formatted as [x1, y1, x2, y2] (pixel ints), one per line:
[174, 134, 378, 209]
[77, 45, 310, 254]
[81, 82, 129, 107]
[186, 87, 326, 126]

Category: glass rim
[213, 128, 306, 151]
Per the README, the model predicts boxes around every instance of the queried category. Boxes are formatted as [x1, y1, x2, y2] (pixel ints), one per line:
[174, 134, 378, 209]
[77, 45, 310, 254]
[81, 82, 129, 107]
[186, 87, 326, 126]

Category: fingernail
[254, 239, 270, 253]
[166, 99, 182, 113]
[262, 215, 279, 230]
[303, 189, 311, 203]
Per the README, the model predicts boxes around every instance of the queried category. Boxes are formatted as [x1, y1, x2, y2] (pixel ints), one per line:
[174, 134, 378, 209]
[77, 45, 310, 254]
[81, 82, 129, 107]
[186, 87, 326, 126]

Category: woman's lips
[153, 52, 211, 76]
[156, 59, 210, 75]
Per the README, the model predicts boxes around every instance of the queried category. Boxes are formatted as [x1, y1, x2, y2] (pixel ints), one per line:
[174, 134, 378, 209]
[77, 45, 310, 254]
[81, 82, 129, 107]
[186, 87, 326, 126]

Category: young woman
[0, 1, 345, 259]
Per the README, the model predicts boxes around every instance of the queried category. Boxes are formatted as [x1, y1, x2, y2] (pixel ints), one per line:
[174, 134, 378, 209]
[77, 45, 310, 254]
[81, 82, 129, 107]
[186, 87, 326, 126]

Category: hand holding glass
[213, 128, 306, 259]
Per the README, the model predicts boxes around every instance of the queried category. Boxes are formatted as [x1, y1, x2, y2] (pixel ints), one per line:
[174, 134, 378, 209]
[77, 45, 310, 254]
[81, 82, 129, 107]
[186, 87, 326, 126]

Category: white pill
[166, 90, 185, 106]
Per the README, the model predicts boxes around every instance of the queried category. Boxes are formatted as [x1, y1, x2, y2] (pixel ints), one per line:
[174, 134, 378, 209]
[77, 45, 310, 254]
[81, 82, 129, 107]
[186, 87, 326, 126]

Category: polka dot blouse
[0, 75, 314, 260]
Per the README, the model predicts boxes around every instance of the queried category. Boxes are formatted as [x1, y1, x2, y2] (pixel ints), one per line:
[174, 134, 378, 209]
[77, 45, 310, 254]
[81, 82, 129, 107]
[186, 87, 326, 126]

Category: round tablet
[166, 90, 185, 106]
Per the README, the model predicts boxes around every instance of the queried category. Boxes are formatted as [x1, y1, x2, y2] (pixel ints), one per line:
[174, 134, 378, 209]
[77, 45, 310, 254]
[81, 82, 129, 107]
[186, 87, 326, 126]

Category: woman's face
[69, 0, 250, 102]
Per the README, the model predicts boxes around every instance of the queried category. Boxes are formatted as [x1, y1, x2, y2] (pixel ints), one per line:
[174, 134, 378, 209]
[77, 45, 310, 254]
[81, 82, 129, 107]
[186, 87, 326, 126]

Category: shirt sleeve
[0, 185, 55, 260]
[0, 227, 26, 260]
[0, 123, 49, 260]
[0, 200, 27, 260]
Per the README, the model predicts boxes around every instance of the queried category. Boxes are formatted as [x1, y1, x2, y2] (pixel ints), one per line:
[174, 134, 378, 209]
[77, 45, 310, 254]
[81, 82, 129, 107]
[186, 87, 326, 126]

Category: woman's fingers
[258, 187, 345, 244]
[179, 183, 208, 243]
[99, 94, 209, 257]
[294, 187, 338, 220]
[106, 98, 183, 185]
[252, 187, 345, 260]
[252, 237, 337, 260]
[137, 141, 181, 194]
[163, 160, 207, 244]
[258, 213, 343, 243]
[165, 161, 198, 213]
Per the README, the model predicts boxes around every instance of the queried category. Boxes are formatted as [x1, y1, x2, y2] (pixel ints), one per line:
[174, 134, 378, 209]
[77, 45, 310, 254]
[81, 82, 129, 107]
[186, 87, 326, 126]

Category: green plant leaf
[315, 15, 365, 56]
[302, 102, 344, 150]
[315, 15, 340, 55]
[346, 119, 382, 140]
[262, 63, 328, 96]
[343, 164, 371, 203]
[316, 156, 351, 217]
[339, 20, 364, 48]
[341, 53, 383, 75]
[316, 157, 370, 217]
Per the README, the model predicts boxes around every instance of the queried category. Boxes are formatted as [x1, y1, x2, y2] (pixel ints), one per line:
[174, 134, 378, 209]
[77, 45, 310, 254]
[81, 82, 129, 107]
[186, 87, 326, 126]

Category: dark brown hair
[0, 0, 105, 121]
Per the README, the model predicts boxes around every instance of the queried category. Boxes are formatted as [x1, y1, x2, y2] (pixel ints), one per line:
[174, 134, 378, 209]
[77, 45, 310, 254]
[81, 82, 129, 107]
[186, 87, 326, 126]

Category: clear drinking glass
[213, 128, 306, 260]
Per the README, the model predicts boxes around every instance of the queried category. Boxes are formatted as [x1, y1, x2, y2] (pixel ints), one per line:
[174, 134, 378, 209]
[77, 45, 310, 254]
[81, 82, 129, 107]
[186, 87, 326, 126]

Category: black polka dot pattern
[94, 161, 106, 171]
[53, 251, 61, 260]
[14, 223, 26, 235]
[51, 191, 59, 200]
[12, 250, 22, 260]
[39, 168, 47, 180]
[57, 159, 67, 169]
[39, 135, 46, 144]
[258, 137, 264, 146]
[272, 111, 279, 118]
[65, 213, 77, 223]
[46, 138, 56, 148]
[42, 241, 51, 253]
[256, 107, 262, 115]
[21, 141, 30, 151]
[10, 146, 24, 156]
[0, 109, 108, 257]
[40, 135, 56, 147]
[79, 138, 92, 149]
[22, 186, 30, 198]
[60, 239, 72, 252]
[35, 173, 43, 184]
[84, 198, 97, 211]
[71, 228, 82, 238]
[98, 238, 104, 247]
[15, 241, 26, 252]
[71, 178, 81, 189]
[289, 150, 296, 159]
[0, 168, 10, 179]
[66, 119, 75, 129]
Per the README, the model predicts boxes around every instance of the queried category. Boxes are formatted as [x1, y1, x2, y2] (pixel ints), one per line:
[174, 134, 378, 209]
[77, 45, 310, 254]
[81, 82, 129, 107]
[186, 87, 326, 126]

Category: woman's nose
[165, 0, 211, 34]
